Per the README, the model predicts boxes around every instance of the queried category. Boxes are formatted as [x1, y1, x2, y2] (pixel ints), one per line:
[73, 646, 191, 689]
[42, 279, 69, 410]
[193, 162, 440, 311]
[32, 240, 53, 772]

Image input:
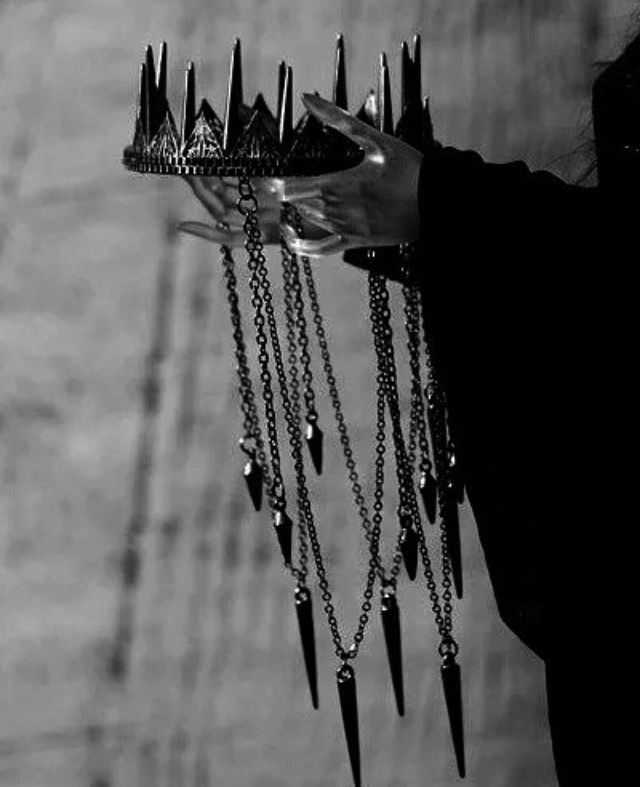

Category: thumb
[302, 93, 382, 156]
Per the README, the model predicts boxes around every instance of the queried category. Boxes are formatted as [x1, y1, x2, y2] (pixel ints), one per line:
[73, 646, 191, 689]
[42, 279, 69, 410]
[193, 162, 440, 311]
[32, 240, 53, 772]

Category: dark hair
[573, 18, 640, 185]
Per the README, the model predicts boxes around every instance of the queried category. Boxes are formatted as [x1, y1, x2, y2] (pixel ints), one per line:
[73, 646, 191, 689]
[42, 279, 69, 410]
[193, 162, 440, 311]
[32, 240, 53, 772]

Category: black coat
[415, 146, 630, 785]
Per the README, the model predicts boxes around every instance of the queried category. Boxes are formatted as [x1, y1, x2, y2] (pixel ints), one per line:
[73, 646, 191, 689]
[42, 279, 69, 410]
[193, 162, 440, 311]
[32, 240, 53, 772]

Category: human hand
[178, 176, 282, 246]
[273, 93, 423, 257]
[178, 175, 331, 247]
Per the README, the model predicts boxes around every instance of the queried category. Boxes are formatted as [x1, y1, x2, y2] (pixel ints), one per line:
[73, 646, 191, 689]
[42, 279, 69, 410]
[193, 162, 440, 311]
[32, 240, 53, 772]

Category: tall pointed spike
[295, 587, 319, 710]
[144, 45, 158, 139]
[378, 53, 394, 134]
[145, 44, 157, 94]
[277, 61, 287, 121]
[156, 41, 168, 100]
[181, 62, 196, 149]
[279, 66, 293, 147]
[381, 589, 405, 717]
[224, 38, 244, 150]
[441, 654, 466, 778]
[333, 34, 348, 110]
[138, 62, 148, 142]
[336, 664, 361, 787]
[444, 498, 463, 599]
[412, 33, 422, 104]
[401, 41, 411, 112]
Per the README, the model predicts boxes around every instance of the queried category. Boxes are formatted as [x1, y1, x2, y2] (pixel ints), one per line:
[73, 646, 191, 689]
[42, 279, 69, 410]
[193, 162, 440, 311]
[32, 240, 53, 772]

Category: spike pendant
[381, 589, 405, 716]
[295, 587, 319, 710]
[243, 457, 263, 511]
[419, 468, 438, 524]
[400, 518, 419, 581]
[441, 653, 466, 778]
[337, 664, 362, 787]
[273, 508, 293, 564]
[305, 417, 323, 474]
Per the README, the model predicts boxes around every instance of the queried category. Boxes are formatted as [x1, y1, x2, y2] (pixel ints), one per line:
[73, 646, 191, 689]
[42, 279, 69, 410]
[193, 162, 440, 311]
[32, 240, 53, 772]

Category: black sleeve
[414, 146, 604, 658]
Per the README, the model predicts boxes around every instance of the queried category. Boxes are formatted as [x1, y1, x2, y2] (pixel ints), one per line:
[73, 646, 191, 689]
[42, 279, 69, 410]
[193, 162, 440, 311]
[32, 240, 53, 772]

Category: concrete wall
[1, 1, 635, 785]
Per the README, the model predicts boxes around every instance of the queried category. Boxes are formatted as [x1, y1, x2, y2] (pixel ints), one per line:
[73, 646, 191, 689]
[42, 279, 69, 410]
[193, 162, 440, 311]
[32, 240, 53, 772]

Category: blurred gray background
[0, 1, 634, 785]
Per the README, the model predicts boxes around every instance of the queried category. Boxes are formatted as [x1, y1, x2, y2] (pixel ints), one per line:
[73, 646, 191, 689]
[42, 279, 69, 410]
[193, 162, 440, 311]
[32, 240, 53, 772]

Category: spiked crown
[122, 34, 434, 178]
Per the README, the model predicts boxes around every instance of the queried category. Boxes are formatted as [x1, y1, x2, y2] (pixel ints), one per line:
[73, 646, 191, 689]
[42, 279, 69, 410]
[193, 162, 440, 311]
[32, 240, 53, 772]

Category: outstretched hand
[273, 93, 423, 257]
[178, 93, 423, 257]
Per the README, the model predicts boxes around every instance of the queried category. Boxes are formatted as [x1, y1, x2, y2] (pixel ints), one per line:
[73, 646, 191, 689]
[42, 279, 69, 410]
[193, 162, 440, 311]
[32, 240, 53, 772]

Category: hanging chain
[288, 209, 417, 602]
[403, 278, 434, 479]
[279, 228, 312, 584]
[220, 244, 274, 500]
[238, 179, 382, 661]
[368, 269, 457, 649]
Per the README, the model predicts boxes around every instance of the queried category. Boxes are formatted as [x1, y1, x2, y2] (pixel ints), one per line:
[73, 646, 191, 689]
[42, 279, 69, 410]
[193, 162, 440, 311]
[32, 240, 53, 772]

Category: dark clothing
[415, 146, 630, 785]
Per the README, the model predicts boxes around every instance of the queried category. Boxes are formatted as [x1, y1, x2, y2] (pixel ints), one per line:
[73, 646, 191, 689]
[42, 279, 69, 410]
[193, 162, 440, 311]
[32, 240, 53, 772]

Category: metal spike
[144, 45, 159, 139]
[223, 38, 244, 150]
[243, 458, 263, 511]
[381, 588, 405, 716]
[305, 416, 323, 474]
[336, 664, 361, 787]
[277, 61, 287, 119]
[138, 62, 148, 143]
[441, 653, 466, 778]
[156, 41, 168, 101]
[399, 515, 418, 581]
[378, 54, 394, 134]
[294, 586, 319, 710]
[422, 97, 435, 149]
[273, 508, 293, 564]
[401, 41, 411, 112]
[419, 468, 437, 524]
[333, 34, 348, 110]
[412, 33, 422, 105]
[181, 62, 196, 149]
[444, 496, 463, 599]
[278, 66, 293, 148]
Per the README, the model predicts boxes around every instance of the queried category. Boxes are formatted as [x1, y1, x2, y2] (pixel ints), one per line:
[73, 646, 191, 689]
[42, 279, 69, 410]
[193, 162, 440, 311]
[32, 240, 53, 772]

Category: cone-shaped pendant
[305, 416, 323, 475]
[449, 452, 465, 504]
[243, 457, 263, 511]
[444, 498, 463, 599]
[441, 653, 466, 778]
[419, 468, 437, 524]
[273, 508, 293, 565]
[295, 586, 319, 710]
[337, 663, 361, 787]
[400, 516, 418, 581]
[381, 588, 405, 716]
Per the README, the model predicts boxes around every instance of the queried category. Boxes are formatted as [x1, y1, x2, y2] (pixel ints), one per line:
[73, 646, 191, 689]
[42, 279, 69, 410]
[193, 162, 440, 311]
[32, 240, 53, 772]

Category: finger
[302, 93, 382, 155]
[294, 203, 340, 235]
[178, 220, 246, 247]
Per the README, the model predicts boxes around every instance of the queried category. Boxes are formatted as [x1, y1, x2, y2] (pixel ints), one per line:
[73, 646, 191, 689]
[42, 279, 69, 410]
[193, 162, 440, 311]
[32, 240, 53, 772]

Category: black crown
[122, 34, 434, 178]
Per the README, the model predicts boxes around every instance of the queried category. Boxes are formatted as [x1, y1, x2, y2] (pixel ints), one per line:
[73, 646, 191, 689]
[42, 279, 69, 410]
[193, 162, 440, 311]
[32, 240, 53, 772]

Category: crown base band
[122, 147, 364, 178]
